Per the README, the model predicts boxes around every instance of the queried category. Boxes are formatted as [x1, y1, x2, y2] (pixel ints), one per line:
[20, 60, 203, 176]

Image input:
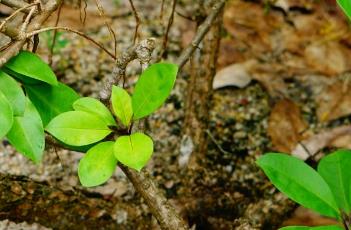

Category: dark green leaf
[318, 149, 351, 212]
[46, 111, 111, 146]
[78, 141, 117, 187]
[111, 86, 133, 127]
[73, 97, 116, 126]
[25, 82, 80, 126]
[6, 98, 44, 163]
[114, 132, 153, 171]
[337, 0, 351, 20]
[4, 51, 57, 85]
[0, 90, 13, 139]
[132, 63, 178, 120]
[280, 226, 343, 230]
[257, 153, 340, 219]
[0, 71, 25, 116]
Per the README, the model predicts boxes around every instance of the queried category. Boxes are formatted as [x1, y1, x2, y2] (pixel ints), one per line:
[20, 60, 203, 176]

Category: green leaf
[0, 71, 25, 116]
[280, 226, 343, 230]
[78, 141, 117, 187]
[46, 111, 111, 146]
[114, 132, 153, 171]
[6, 98, 44, 163]
[318, 149, 351, 213]
[73, 97, 116, 126]
[257, 153, 340, 219]
[111, 86, 133, 127]
[25, 82, 80, 126]
[4, 51, 57, 85]
[0, 91, 13, 139]
[337, 0, 351, 20]
[132, 63, 178, 120]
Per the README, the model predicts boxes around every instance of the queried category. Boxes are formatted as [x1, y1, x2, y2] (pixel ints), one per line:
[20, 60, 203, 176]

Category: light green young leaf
[0, 71, 25, 116]
[318, 149, 351, 213]
[46, 111, 111, 146]
[4, 51, 57, 85]
[132, 63, 178, 120]
[25, 83, 80, 126]
[73, 97, 116, 126]
[78, 141, 117, 187]
[280, 226, 343, 230]
[257, 153, 340, 219]
[0, 90, 13, 139]
[111, 86, 133, 127]
[6, 98, 44, 163]
[337, 0, 351, 20]
[114, 132, 153, 171]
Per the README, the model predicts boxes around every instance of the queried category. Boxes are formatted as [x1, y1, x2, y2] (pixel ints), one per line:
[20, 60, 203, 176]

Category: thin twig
[0, 2, 39, 31]
[79, 0, 87, 25]
[160, 0, 177, 59]
[160, 0, 165, 20]
[176, 0, 227, 69]
[48, 1, 63, 66]
[94, 0, 117, 58]
[128, 0, 141, 44]
[26, 26, 116, 59]
[20, 2, 38, 33]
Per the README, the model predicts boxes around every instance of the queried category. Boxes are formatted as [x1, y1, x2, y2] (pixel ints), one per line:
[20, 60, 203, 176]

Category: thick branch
[176, 0, 226, 69]
[0, 0, 62, 67]
[120, 165, 188, 230]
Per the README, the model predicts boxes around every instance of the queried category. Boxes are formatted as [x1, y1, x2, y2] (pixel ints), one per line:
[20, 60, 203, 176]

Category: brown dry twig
[160, 0, 178, 59]
[94, 0, 118, 58]
[26, 26, 116, 59]
[176, 0, 227, 69]
[128, 0, 141, 44]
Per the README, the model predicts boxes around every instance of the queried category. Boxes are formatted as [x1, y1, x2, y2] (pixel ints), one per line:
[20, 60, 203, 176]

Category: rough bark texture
[0, 173, 119, 230]
[182, 0, 222, 168]
[120, 165, 189, 230]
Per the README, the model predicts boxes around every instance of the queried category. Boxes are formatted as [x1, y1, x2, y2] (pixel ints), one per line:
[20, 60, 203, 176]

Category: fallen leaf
[316, 78, 351, 122]
[268, 99, 307, 153]
[213, 60, 256, 89]
[292, 125, 351, 160]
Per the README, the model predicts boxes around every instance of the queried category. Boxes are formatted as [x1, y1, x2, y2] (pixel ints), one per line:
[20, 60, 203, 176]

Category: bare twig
[26, 26, 116, 59]
[94, 0, 117, 58]
[20, 2, 38, 33]
[160, 0, 165, 20]
[128, 0, 141, 44]
[0, 2, 39, 31]
[160, 0, 177, 59]
[0, 0, 63, 67]
[79, 0, 87, 25]
[48, 1, 63, 66]
[176, 0, 227, 69]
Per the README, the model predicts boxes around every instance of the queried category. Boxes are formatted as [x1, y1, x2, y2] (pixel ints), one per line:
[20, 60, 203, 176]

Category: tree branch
[176, 0, 227, 69]
[0, 0, 63, 67]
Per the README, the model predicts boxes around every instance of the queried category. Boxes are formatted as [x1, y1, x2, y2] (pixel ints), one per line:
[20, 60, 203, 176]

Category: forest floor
[1, 0, 351, 229]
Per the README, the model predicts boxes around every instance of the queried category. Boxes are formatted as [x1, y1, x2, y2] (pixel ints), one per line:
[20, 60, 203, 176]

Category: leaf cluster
[0, 51, 178, 187]
[257, 150, 351, 230]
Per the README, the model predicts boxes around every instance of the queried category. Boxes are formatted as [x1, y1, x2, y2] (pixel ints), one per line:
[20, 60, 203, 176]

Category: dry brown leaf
[304, 41, 351, 76]
[292, 125, 351, 160]
[316, 79, 351, 122]
[213, 60, 256, 89]
[268, 99, 307, 153]
[282, 207, 338, 227]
